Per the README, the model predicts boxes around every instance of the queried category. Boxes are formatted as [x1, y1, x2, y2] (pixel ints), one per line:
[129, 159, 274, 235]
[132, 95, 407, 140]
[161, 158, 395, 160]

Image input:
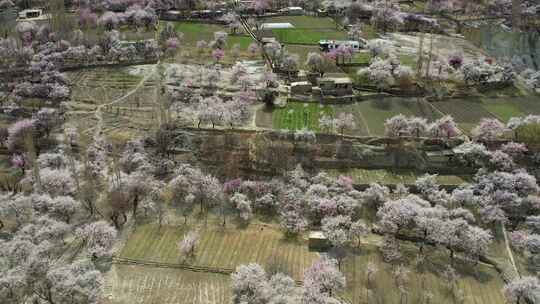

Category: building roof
[319, 40, 361, 45]
[309, 231, 326, 239]
[261, 23, 294, 29]
[19, 8, 43, 13]
[319, 77, 352, 84]
[280, 6, 304, 11]
[291, 81, 311, 86]
[261, 37, 278, 43]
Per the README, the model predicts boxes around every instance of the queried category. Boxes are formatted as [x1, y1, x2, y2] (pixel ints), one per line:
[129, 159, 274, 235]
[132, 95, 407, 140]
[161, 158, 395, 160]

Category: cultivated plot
[342, 243, 506, 304]
[106, 264, 230, 304]
[120, 223, 319, 281]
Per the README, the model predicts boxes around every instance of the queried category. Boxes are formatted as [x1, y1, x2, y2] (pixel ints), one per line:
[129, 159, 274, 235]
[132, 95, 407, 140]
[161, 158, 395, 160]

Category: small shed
[279, 7, 305, 15]
[291, 81, 312, 95]
[425, 150, 454, 163]
[317, 77, 353, 96]
[261, 37, 278, 45]
[17, 8, 49, 21]
[308, 231, 330, 251]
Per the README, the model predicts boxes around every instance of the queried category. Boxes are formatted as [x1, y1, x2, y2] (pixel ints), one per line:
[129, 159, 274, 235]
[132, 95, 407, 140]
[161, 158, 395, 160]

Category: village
[0, 0, 540, 304]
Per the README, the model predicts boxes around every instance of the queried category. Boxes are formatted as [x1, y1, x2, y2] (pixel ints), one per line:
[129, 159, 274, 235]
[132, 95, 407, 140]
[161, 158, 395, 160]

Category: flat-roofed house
[261, 22, 294, 38]
[308, 231, 330, 251]
[317, 77, 353, 96]
[260, 22, 295, 30]
[278, 7, 305, 15]
[290, 81, 312, 95]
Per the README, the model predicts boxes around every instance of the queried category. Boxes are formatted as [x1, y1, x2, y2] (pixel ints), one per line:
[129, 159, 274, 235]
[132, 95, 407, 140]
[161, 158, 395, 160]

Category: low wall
[0, 59, 158, 78]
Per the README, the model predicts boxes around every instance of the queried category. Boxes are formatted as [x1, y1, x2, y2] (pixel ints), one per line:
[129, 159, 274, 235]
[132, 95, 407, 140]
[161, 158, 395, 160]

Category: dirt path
[502, 223, 520, 277]
[88, 62, 160, 137]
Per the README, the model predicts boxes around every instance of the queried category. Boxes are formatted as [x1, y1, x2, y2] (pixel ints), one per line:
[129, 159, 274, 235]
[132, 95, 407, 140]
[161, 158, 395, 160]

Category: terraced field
[117, 222, 507, 304]
[352, 98, 442, 136]
[272, 101, 334, 132]
[66, 66, 159, 141]
[119, 223, 319, 281]
[169, 21, 255, 64]
[105, 264, 230, 304]
[342, 243, 506, 304]
[432, 95, 540, 134]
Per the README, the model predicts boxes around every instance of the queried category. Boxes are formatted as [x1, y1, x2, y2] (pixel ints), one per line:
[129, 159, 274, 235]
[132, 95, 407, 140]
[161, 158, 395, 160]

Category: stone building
[316, 77, 353, 96]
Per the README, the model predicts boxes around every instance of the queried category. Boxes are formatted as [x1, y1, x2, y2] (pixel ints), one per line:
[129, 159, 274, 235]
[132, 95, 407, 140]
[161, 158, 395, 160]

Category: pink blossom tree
[212, 48, 225, 63]
[75, 221, 117, 259]
[231, 263, 269, 303]
[303, 256, 345, 298]
[428, 115, 459, 139]
[178, 230, 199, 259]
[384, 114, 410, 137]
[247, 42, 260, 58]
[230, 192, 253, 222]
[335, 113, 356, 136]
[7, 119, 35, 153]
[503, 276, 540, 304]
[471, 118, 507, 142]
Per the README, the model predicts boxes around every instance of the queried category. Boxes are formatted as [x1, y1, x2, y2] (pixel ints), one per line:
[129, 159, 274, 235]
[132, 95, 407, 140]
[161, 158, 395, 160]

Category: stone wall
[169, 128, 471, 177]
[463, 23, 540, 70]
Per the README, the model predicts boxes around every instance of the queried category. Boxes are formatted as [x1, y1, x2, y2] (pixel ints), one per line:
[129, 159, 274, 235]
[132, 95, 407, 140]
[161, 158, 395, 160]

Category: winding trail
[86, 63, 160, 137]
[502, 223, 520, 278]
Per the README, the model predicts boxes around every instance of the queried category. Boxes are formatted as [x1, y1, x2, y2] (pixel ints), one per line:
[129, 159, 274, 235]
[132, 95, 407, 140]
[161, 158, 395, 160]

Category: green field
[171, 22, 253, 50]
[481, 100, 524, 122]
[432, 95, 540, 134]
[272, 101, 334, 131]
[351, 98, 442, 135]
[268, 98, 442, 136]
[266, 15, 346, 45]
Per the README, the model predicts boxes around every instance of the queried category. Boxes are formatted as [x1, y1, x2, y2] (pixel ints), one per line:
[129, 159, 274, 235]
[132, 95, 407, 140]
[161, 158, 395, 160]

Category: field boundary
[112, 256, 235, 275]
[112, 256, 308, 285]
[112, 256, 354, 303]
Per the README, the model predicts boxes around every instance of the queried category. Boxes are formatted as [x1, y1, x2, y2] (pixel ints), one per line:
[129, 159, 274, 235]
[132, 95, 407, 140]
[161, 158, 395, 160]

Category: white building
[278, 7, 305, 15]
[17, 9, 50, 21]
[260, 22, 295, 30]
[319, 39, 366, 52]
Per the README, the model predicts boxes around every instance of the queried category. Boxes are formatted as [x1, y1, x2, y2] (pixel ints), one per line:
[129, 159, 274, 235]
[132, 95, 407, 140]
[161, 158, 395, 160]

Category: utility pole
[512, 0, 521, 31]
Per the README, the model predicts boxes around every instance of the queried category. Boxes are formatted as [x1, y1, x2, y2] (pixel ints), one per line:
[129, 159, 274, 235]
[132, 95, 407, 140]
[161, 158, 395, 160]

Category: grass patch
[272, 28, 347, 45]
[272, 101, 334, 131]
[482, 101, 524, 123]
[399, 54, 417, 67]
[171, 22, 253, 50]
[353, 51, 372, 65]
[432, 99, 497, 123]
[360, 24, 378, 40]
[354, 98, 442, 135]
